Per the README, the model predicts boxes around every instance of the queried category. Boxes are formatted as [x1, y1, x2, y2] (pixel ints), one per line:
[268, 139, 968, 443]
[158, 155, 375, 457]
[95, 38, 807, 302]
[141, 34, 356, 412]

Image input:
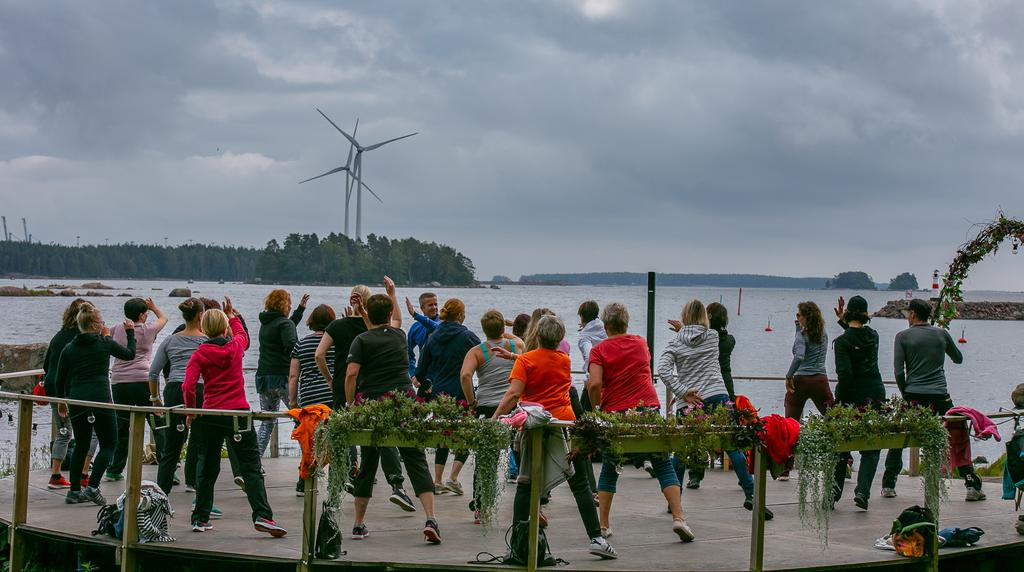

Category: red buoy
[958, 327, 967, 344]
[764, 317, 773, 332]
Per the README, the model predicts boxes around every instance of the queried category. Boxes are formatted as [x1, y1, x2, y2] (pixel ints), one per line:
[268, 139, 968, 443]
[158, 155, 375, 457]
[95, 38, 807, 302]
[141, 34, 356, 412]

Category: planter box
[833, 433, 921, 453]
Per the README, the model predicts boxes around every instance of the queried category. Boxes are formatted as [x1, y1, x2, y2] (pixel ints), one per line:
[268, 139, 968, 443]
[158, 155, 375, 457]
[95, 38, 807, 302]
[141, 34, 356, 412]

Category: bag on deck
[314, 501, 344, 559]
[92, 503, 122, 539]
[890, 505, 936, 558]
[1005, 428, 1024, 489]
[504, 520, 557, 567]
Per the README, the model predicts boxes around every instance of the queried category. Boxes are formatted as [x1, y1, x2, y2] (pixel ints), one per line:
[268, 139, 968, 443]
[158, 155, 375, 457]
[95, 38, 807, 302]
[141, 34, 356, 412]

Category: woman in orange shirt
[493, 315, 617, 560]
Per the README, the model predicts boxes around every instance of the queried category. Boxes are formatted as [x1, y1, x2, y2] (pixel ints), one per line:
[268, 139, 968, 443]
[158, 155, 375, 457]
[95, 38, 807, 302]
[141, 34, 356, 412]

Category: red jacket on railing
[183, 316, 250, 411]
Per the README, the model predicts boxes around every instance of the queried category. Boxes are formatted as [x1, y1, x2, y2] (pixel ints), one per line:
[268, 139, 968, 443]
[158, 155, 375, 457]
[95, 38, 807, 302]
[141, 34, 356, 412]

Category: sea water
[2, 279, 1022, 462]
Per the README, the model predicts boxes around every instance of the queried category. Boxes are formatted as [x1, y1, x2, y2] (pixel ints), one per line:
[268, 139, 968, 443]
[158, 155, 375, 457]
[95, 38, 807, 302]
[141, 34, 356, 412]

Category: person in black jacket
[831, 295, 886, 510]
[255, 289, 307, 456]
[54, 304, 136, 505]
[42, 298, 97, 490]
[415, 298, 480, 494]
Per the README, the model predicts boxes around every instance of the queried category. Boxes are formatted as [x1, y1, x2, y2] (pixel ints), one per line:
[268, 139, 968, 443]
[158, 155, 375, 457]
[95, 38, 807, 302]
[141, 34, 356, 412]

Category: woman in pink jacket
[183, 297, 286, 538]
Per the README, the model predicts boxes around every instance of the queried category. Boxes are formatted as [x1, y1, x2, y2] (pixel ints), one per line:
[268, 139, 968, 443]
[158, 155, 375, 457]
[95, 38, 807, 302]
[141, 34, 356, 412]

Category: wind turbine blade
[345, 118, 359, 168]
[360, 179, 384, 203]
[316, 108, 361, 149]
[298, 165, 349, 184]
[363, 132, 418, 152]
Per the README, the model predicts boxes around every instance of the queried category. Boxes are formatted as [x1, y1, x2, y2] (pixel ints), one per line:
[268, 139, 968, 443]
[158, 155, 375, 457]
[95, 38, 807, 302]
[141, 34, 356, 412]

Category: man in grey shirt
[881, 299, 983, 501]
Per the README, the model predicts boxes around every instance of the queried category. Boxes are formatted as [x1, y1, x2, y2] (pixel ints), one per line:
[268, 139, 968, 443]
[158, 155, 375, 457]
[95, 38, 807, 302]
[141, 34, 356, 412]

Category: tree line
[0, 233, 477, 286]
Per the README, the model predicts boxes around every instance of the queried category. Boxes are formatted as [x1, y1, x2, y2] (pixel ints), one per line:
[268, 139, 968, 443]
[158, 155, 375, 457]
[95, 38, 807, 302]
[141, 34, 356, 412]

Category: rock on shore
[874, 299, 1024, 320]
[0, 343, 47, 392]
[169, 287, 192, 297]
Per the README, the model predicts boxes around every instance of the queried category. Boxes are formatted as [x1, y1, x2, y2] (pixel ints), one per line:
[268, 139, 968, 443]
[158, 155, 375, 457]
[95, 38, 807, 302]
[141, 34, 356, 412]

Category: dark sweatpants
[882, 392, 980, 490]
[69, 406, 117, 492]
[109, 382, 164, 475]
[191, 414, 273, 524]
[512, 429, 601, 540]
[353, 446, 434, 498]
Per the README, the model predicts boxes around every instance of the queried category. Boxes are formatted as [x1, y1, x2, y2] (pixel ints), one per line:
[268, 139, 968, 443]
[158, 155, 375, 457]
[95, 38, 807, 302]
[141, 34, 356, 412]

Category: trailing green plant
[572, 404, 761, 462]
[795, 400, 949, 546]
[934, 212, 1024, 328]
[315, 392, 510, 528]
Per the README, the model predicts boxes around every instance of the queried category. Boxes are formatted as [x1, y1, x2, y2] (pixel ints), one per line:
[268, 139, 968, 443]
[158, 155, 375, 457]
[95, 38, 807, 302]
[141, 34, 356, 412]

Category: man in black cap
[831, 295, 886, 510]
[879, 299, 982, 501]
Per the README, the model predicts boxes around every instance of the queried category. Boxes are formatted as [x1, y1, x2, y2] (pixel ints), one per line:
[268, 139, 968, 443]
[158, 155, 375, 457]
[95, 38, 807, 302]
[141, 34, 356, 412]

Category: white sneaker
[588, 536, 618, 559]
[881, 487, 897, 498]
[673, 519, 695, 542]
[965, 488, 986, 501]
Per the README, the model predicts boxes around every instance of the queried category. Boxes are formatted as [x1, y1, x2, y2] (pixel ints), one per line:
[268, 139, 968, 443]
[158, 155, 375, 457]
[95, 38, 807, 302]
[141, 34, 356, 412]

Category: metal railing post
[299, 472, 319, 572]
[526, 427, 545, 572]
[9, 398, 33, 571]
[748, 446, 768, 572]
[120, 410, 147, 572]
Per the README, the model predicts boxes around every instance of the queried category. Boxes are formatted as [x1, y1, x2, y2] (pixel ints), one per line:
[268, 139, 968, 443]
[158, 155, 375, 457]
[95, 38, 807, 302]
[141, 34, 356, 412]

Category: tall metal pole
[647, 271, 656, 374]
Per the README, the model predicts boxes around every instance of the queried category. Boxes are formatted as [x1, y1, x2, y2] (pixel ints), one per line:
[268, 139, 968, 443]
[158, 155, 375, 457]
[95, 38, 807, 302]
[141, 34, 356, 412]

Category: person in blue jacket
[405, 292, 440, 380]
[414, 298, 480, 495]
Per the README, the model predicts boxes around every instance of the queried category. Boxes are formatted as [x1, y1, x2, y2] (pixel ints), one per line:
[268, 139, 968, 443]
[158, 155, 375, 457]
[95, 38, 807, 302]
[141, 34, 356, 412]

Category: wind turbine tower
[1, 216, 8, 241]
[299, 109, 417, 241]
[22, 218, 28, 243]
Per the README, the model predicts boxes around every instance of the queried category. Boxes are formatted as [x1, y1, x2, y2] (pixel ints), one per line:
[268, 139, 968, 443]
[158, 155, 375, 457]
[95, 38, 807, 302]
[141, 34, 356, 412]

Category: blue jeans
[674, 393, 754, 498]
[256, 374, 288, 456]
[599, 452, 678, 493]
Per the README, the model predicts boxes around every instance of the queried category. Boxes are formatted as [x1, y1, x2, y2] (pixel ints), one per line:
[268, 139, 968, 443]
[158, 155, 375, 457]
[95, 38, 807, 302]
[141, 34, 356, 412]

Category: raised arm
[146, 298, 169, 332]
[290, 294, 309, 325]
[108, 322, 137, 361]
[384, 276, 401, 329]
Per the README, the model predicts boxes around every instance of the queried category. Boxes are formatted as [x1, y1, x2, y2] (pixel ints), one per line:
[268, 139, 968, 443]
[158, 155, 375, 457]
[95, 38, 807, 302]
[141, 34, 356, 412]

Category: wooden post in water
[120, 410, 147, 572]
[526, 428, 545, 572]
[299, 472, 319, 572]
[748, 446, 768, 572]
[9, 398, 33, 571]
[737, 287, 743, 316]
[646, 271, 656, 374]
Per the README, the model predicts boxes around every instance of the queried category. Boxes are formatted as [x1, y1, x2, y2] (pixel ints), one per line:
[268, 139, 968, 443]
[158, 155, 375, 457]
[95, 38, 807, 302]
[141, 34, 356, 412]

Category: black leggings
[69, 406, 117, 492]
[435, 447, 470, 468]
[192, 414, 273, 523]
[512, 429, 600, 540]
[110, 382, 165, 475]
[353, 446, 433, 499]
[179, 384, 241, 488]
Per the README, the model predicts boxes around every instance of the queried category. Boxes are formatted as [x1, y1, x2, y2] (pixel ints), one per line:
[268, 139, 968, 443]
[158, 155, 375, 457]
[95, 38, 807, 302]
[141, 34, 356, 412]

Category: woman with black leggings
[55, 304, 136, 505]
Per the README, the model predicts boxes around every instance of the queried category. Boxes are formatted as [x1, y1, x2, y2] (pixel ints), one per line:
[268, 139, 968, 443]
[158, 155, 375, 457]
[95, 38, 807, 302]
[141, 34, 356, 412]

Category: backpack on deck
[504, 520, 557, 567]
[92, 503, 122, 539]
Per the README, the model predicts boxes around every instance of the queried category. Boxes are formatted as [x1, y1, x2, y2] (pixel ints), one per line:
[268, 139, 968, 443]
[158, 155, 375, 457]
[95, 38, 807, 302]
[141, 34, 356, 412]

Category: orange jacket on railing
[287, 404, 333, 479]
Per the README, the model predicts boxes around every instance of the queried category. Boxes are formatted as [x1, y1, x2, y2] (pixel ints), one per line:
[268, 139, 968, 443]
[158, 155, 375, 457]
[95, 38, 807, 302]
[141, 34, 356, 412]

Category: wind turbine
[299, 117, 382, 238]
[309, 108, 417, 242]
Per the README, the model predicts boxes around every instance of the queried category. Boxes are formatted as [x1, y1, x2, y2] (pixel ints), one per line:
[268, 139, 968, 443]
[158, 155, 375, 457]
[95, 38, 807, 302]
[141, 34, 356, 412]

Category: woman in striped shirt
[288, 304, 336, 496]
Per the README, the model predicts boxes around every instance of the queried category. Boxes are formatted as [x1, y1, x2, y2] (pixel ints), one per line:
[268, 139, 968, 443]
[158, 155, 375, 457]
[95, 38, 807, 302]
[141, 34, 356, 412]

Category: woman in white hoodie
[658, 300, 774, 521]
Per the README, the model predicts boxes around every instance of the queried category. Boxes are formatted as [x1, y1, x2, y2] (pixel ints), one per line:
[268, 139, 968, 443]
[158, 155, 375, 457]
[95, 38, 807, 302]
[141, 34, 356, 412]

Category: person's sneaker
[643, 460, 657, 479]
[172, 472, 181, 486]
[965, 488, 987, 501]
[103, 471, 124, 482]
[185, 484, 196, 493]
[192, 520, 213, 532]
[672, 519, 695, 542]
[473, 510, 482, 525]
[881, 487, 897, 498]
[600, 527, 613, 538]
[233, 476, 246, 492]
[191, 501, 224, 519]
[81, 486, 106, 506]
[777, 473, 790, 482]
[65, 490, 87, 504]
[686, 478, 701, 490]
[389, 488, 416, 512]
[433, 483, 449, 495]
[744, 497, 774, 521]
[254, 517, 287, 538]
[351, 523, 370, 539]
[344, 481, 355, 495]
[423, 519, 442, 544]
[443, 480, 464, 496]
[48, 475, 71, 489]
[854, 493, 869, 510]
[296, 479, 305, 497]
[588, 536, 618, 559]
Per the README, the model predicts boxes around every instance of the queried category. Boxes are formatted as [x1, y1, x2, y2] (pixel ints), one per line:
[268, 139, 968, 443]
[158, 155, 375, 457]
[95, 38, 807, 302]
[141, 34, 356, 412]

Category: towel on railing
[287, 404, 333, 479]
[945, 406, 1000, 470]
[757, 414, 801, 479]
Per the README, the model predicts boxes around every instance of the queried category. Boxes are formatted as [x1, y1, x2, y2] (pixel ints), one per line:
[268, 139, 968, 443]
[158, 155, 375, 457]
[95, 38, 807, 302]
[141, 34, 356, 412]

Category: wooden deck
[2, 457, 1022, 571]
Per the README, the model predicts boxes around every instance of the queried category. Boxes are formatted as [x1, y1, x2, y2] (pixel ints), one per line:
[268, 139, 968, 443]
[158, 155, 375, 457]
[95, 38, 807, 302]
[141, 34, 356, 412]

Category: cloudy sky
[2, 0, 1023, 289]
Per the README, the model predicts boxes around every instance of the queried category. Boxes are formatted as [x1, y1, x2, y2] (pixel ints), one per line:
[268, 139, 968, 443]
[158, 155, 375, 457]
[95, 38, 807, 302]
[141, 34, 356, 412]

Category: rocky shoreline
[874, 299, 1024, 320]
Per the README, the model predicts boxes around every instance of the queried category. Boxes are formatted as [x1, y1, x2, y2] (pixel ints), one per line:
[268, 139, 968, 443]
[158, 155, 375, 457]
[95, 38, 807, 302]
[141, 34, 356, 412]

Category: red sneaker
[47, 475, 72, 489]
[254, 517, 287, 538]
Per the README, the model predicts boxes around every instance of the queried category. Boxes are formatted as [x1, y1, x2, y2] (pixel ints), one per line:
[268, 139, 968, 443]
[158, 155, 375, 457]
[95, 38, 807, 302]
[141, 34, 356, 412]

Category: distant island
[515, 272, 830, 288]
[0, 233, 476, 286]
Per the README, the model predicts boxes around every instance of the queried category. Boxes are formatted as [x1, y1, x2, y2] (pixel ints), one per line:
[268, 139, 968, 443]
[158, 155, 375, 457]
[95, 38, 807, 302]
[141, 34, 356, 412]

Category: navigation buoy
[764, 317, 773, 332]
[958, 327, 967, 344]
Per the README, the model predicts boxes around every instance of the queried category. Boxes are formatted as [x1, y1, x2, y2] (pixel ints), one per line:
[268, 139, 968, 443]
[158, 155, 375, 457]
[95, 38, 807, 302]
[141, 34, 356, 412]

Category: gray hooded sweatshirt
[657, 325, 728, 403]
